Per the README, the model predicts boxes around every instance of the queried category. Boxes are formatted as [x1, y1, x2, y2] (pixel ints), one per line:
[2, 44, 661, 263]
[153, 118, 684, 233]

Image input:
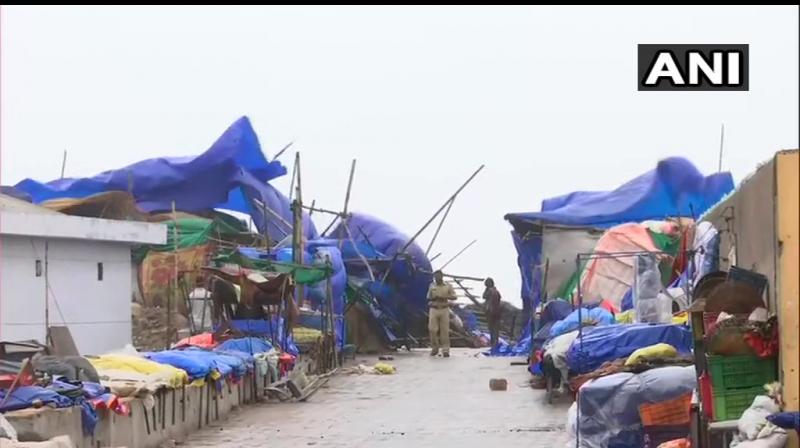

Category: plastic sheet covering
[89, 354, 188, 388]
[0, 386, 74, 412]
[145, 350, 216, 380]
[634, 254, 671, 324]
[550, 307, 615, 338]
[180, 348, 249, 379]
[568, 366, 697, 448]
[222, 318, 299, 356]
[330, 213, 432, 326]
[566, 324, 692, 375]
[505, 157, 734, 229]
[13, 117, 317, 241]
[543, 330, 580, 386]
[692, 221, 720, 285]
[580, 222, 672, 309]
[215, 337, 272, 355]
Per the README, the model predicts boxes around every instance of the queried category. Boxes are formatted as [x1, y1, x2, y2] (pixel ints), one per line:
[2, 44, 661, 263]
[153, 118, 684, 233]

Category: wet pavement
[183, 348, 570, 447]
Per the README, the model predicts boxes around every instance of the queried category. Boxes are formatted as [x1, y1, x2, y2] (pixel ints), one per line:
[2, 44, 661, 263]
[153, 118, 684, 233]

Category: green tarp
[213, 250, 331, 285]
[133, 217, 244, 262]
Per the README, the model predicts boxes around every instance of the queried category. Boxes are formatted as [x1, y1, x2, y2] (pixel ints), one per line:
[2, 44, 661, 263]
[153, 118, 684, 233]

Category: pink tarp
[578, 221, 679, 308]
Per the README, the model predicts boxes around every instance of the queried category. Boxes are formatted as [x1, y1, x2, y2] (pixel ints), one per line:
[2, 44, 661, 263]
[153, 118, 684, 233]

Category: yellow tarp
[89, 354, 188, 388]
[625, 343, 678, 366]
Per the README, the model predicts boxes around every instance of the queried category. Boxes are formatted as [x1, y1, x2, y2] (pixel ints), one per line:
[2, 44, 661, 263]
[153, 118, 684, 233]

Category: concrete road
[183, 348, 570, 448]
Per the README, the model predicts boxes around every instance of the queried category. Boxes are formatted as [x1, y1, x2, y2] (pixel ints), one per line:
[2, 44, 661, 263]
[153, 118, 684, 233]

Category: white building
[0, 194, 166, 355]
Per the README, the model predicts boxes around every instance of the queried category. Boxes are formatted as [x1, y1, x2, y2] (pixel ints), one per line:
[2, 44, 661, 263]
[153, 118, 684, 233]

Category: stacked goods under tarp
[500, 157, 734, 357]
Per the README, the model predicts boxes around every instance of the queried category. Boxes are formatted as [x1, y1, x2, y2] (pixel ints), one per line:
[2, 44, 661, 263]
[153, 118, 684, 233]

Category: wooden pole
[381, 165, 484, 282]
[60, 150, 67, 179]
[425, 198, 454, 256]
[44, 242, 50, 345]
[167, 201, 179, 350]
[320, 216, 340, 238]
[343, 223, 375, 280]
[325, 256, 337, 369]
[292, 152, 305, 307]
[717, 123, 725, 173]
[452, 277, 481, 307]
[439, 239, 477, 270]
[343, 160, 356, 217]
[273, 141, 294, 161]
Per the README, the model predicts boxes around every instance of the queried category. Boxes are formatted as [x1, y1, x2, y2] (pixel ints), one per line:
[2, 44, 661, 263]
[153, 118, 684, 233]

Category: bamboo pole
[60, 150, 67, 179]
[439, 239, 477, 270]
[292, 152, 305, 306]
[167, 201, 179, 350]
[425, 198, 454, 256]
[381, 165, 484, 283]
[273, 141, 294, 161]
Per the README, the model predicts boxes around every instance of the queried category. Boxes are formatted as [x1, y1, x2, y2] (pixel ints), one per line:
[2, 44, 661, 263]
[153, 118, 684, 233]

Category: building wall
[776, 150, 799, 415]
[0, 235, 133, 355]
[703, 158, 778, 310]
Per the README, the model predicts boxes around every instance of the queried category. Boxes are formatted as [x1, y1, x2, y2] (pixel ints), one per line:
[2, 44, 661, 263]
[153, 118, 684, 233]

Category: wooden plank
[48, 326, 79, 356]
[777, 151, 799, 448]
[777, 151, 799, 413]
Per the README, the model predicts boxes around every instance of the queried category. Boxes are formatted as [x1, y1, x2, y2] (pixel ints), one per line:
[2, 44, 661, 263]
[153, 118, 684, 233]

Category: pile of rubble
[131, 302, 189, 351]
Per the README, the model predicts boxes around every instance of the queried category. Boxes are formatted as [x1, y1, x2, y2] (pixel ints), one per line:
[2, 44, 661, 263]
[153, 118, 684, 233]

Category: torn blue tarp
[13, 117, 317, 242]
[566, 324, 692, 375]
[505, 157, 735, 229]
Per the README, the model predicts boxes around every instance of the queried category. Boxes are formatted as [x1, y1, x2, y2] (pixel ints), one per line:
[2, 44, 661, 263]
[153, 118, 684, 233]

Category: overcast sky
[2, 6, 798, 306]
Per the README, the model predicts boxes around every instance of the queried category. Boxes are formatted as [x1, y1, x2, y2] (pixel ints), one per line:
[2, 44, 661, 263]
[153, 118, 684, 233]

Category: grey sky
[2, 6, 798, 306]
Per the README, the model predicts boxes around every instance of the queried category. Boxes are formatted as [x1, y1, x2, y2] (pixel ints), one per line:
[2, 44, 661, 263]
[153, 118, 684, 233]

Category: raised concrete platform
[5, 371, 272, 448]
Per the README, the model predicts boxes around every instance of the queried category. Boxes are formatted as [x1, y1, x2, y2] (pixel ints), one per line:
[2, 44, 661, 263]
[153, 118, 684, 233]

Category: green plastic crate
[707, 355, 777, 391]
[712, 386, 764, 421]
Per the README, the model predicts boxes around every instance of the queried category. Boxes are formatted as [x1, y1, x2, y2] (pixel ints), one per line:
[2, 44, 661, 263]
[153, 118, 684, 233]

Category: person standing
[482, 277, 502, 348]
[427, 270, 457, 357]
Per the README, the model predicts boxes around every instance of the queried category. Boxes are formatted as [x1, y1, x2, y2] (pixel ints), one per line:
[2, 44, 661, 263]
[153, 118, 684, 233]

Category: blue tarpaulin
[550, 307, 616, 338]
[145, 350, 216, 380]
[331, 213, 433, 332]
[221, 318, 299, 356]
[13, 116, 317, 242]
[566, 323, 692, 375]
[505, 157, 734, 229]
[215, 337, 273, 355]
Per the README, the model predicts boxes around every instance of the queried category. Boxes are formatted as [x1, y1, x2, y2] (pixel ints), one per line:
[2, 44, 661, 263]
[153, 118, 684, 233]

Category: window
[35, 260, 42, 277]
[97, 262, 104, 281]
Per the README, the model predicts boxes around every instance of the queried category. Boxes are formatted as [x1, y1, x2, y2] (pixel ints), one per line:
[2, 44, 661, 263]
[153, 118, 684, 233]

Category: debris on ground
[489, 378, 508, 391]
[343, 363, 397, 375]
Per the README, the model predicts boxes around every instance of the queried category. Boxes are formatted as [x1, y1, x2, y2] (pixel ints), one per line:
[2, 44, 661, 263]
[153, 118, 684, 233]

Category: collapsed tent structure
[499, 157, 735, 356]
[15, 117, 317, 243]
[7, 115, 457, 362]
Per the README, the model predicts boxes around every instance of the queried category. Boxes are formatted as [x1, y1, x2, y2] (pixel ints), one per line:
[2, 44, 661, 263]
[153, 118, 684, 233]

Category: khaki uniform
[427, 282, 456, 354]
